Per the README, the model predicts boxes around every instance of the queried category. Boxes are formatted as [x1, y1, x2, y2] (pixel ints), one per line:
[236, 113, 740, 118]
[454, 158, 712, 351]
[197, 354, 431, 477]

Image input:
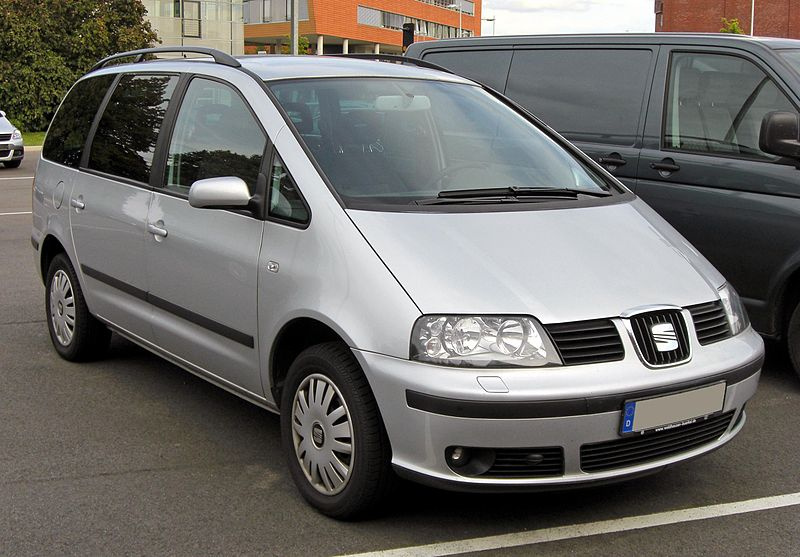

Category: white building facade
[142, 0, 245, 55]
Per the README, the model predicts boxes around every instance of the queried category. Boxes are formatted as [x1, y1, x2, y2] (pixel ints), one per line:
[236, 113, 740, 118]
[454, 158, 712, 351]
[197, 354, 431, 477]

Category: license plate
[620, 382, 726, 435]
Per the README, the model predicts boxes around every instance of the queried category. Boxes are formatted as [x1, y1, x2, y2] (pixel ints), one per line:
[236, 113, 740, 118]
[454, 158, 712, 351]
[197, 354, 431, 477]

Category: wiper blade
[437, 186, 611, 199]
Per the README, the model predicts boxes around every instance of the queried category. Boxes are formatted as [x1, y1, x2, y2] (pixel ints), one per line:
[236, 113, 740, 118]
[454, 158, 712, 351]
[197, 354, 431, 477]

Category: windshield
[780, 49, 800, 75]
[268, 78, 612, 209]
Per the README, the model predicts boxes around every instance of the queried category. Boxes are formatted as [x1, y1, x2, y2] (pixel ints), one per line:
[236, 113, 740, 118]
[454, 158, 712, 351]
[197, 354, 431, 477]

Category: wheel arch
[269, 317, 351, 408]
[39, 234, 69, 284]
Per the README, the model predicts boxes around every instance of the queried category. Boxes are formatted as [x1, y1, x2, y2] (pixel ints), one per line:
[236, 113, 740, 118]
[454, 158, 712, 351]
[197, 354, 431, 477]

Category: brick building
[655, 0, 800, 39]
[243, 0, 481, 55]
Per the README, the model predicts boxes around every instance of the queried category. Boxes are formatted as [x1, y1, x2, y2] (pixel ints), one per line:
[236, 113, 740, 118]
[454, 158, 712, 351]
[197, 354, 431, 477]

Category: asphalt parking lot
[2, 153, 799, 556]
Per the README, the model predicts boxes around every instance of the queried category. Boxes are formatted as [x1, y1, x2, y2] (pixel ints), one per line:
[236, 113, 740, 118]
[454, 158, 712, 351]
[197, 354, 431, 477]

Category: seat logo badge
[651, 323, 679, 352]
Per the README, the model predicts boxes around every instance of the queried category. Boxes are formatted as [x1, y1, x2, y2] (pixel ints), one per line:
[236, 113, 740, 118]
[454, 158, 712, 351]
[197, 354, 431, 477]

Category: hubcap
[291, 374, 353, 495]
[49, 270, 75, 346]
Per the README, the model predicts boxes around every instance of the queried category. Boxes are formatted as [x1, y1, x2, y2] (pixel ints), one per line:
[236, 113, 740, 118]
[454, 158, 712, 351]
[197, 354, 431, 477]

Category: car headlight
[410, 315, 562, 368]
[718, 283, 749, 336]
[11, 129, 22, 141]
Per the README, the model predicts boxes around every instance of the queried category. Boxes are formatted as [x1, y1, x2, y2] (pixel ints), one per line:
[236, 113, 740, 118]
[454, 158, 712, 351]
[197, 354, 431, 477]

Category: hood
[348, 198, 724, 323]
[0, 116, 15, 134]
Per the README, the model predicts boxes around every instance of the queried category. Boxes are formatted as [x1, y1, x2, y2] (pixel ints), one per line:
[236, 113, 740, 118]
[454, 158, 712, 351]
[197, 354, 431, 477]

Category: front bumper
[0, 139, 24, 162]
[354, 326, 763, 490]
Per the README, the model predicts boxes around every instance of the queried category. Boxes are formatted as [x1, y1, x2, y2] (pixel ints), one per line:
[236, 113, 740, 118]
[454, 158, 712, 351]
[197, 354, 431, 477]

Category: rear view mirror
[759, 111, 800, 159]
[375, 95, 431, 112]
[188, 176, 251, 209]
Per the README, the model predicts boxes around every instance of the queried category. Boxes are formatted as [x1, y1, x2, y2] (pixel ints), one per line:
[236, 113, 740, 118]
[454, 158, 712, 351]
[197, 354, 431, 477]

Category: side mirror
[759, 111, 800, 159]
[188, 176, 252, 209]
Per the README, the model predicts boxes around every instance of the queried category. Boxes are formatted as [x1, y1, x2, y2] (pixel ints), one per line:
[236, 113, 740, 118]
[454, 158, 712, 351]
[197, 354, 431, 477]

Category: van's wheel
[45, 253, 111, 361]
[280, 342, 394, 519]
[789, 301, 800, 378]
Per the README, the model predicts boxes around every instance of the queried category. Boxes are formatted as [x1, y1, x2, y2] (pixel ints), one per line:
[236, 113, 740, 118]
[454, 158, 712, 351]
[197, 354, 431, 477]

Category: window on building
[664, 52, 797, 158]
[182, 0, 202, 38]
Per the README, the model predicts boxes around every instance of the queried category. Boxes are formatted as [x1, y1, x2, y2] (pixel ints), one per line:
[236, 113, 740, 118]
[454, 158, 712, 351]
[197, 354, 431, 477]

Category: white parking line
[0, 176, 34, 180]
[0, 211, 32, 216]
[340, 492, 800, 557]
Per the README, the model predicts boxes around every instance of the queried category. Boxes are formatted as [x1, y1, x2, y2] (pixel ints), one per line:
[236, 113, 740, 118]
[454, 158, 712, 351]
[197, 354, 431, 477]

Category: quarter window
[269, 155, 308, 224]
[164, 78, 266, 196]
[42, 75, 115, 168]
[664, 52, 797, 159]
[88, 74, 178, 183]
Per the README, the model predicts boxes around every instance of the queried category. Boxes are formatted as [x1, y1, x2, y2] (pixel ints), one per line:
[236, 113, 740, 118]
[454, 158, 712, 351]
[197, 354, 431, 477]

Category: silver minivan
[32, 47, 764, 518]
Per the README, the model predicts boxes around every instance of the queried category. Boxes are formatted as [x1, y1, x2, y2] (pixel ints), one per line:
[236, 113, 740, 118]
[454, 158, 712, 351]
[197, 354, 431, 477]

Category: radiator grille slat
[688, 301, 732, 345]
[581, 411, 735, 472]
[0, 133, 12, 141]
[545, 319, 624, 366]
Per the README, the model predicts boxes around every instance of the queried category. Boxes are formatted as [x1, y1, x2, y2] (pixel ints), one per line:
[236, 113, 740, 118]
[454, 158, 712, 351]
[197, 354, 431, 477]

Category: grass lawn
[22, 131, 46, 147]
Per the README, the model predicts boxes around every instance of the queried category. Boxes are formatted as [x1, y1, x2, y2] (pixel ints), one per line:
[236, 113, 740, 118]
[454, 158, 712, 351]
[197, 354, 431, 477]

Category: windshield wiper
[414, 186, 611, 205]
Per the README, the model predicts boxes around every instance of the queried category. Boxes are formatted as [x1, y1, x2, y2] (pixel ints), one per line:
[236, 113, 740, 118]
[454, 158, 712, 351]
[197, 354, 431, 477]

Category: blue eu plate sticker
[622, 401, 636, 433]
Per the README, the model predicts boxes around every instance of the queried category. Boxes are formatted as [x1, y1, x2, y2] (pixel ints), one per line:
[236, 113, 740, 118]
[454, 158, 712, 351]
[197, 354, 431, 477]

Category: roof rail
[329, 53, 454, 75]
[90, 46, 241, 73]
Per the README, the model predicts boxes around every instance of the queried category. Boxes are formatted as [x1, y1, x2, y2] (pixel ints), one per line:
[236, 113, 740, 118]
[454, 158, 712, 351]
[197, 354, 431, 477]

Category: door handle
[650, 159, 681, 173]
[70, 197, 85, 210]
[599, 154, 627, 167]
[147, 222, 168, 238]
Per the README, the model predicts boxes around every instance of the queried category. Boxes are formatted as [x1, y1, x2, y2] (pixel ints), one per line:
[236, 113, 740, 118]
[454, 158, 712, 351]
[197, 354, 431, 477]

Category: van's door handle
[650, 159, 681, 173]
[70, 197, 85, 210]
[147, 222, 168, 238]
[599, 154, 627, 166]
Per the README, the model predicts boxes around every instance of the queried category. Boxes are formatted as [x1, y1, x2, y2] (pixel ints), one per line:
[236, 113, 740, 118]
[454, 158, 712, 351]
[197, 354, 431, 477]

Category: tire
[789, 301, 800, 378]
[45, 253, 111, 361]
[3, 160, 22, 168]
[280, 342, 395, 519]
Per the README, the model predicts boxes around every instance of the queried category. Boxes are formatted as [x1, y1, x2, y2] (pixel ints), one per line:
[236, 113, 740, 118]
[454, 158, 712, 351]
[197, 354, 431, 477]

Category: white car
[0, 110, 24, 168]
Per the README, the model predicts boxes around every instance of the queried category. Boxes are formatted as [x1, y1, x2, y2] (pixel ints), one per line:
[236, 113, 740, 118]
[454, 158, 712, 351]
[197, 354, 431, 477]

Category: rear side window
[505, 49, 653, 146]
[42, 75, 115, 168]
[664, 52, 796, 159]
[422, 50, 513, 92]
[88, 74, 179, 183]
[164, 78, 266, 196]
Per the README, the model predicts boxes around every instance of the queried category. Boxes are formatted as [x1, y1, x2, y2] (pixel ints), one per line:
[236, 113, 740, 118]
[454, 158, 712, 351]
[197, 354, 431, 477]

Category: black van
[407, 33, 800, 377]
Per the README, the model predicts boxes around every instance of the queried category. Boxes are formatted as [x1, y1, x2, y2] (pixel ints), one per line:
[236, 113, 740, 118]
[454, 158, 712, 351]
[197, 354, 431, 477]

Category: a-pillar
[374, 43, 380, 54]
[317, 35, 324, 55]
[342, 38, 349, 54]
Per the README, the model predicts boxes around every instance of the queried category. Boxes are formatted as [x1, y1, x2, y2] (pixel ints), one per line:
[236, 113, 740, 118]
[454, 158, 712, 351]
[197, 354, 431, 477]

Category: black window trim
[659, 48, 800, 164]
[154, 73, 273, 222]
[80, 71, 182, 187]
[265, 146, 312, 230]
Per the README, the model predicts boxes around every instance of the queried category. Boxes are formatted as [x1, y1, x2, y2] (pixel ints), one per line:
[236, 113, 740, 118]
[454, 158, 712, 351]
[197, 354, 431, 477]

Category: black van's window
[164, 78, 266, 196]
[423, 50, 513, 92]
[42, 75, 115, 168]
[269, 154, 309, 224]
[665, 52, 796, 159]
[505, 49, 653, 146]
[88, 74, 178, 183]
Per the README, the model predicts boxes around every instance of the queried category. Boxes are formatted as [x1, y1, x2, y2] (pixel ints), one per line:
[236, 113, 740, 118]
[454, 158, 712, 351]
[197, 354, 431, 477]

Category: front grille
[688, 301, 732, 345]
[630, 310, 690, 366]
[0, 133, 11, 141]
[0, 150, 10, 158]
[546, 319, 624, 365]
[580, 411, 735, 472]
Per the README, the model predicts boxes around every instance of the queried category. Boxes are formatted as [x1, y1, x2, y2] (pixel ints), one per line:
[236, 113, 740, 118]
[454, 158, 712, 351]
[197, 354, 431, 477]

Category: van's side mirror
[759, 111, 800, 159]
[188, 176, 252, 209]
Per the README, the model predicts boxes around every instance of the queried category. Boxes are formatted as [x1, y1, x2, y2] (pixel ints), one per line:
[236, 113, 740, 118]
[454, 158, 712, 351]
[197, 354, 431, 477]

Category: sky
[480, 0, 656, 36]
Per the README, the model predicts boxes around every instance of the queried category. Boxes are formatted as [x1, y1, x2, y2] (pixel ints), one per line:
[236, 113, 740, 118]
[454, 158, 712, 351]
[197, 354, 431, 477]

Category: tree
[281, 35, 312, 55]
[720, 17, 746, 34]
[0, 0, 158, 131]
